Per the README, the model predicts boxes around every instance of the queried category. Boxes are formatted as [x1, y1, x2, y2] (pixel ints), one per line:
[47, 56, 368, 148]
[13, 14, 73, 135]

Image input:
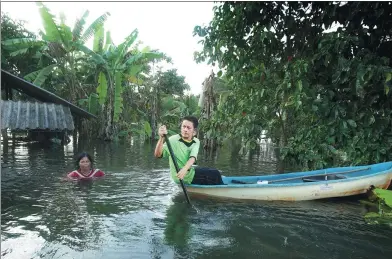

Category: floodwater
[1, 138, 392, 259]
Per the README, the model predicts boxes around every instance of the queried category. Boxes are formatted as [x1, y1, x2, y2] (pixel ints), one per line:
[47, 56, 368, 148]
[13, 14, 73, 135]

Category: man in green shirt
[154, 116, 223, 185]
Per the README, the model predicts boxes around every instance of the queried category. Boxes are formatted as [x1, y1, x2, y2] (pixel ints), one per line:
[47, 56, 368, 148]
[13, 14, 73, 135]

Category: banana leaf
[80, 12, 110, 44]
[36, 2, 64, 43]
[24, 64, 56, 86]
[362, 188, 392, 226]
[93, 26, 104, 53]
[96, 72, 108, 105]
[372, 188, 392, 208]
[88, 93, 100, 115]
[113, 71, 123, 122]
[72, 10, 89, 41]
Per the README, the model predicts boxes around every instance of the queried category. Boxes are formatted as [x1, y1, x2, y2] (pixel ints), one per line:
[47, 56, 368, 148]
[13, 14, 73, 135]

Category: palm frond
[75, 43, 107, 65]
[24, 64, 56, 86]
[103, 30, 112, 52]
[123, 51, 163, 67]
[72, 10, 89, 41]
[97, 71, 108, 105]
[36, 2, 64, 43]
[59, 12, 73, 46]
[93, 25, 104, 53]
[24, 70, 40, 83]
[9, 48, 29, 57]
[128, 64, 144, 76]
[80, 12, 110, 44]
[2, 38, 42, 50]
[115, 29, 138, 66]
[33, 64, 57, 86]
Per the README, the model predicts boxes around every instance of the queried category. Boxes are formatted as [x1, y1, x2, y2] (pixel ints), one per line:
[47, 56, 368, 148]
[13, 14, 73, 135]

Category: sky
[1, 1, 217, 95]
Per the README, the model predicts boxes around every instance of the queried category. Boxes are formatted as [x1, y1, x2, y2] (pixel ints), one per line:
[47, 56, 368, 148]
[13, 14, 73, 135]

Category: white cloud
[1, 1, 216, 95]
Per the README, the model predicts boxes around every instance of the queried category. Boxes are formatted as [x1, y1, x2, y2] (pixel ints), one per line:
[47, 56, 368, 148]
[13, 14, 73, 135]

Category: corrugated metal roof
[1, 69, 97, 119]
[1, 100, 74, 131]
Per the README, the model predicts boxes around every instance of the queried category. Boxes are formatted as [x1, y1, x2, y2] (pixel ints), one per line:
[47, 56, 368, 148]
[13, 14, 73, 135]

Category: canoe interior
[187, 161, 392, 188]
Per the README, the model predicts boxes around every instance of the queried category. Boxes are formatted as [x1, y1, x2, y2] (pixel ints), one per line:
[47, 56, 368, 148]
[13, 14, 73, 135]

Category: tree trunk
[98, 74, 115, 141]
[199, 70, 218, 151]
[151, 82, 158, 141]
[103, 104, 114, 141]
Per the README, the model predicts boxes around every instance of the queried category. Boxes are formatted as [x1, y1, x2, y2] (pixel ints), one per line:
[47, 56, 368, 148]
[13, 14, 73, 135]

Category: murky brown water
[1, 138, 391, 258]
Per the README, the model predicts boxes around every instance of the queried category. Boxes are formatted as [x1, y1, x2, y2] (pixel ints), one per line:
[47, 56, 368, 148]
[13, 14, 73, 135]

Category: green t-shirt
[162, 134, 200, 184]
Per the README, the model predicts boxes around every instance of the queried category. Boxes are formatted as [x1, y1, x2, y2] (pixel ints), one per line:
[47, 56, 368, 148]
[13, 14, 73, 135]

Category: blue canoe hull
[185, 162, 392, 201]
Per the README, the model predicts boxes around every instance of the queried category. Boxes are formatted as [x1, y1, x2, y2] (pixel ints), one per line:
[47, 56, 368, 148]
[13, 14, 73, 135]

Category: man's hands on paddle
[177, 168, 187, 180]
[158, 125, 168, 137]
[159, 124, 188, 180]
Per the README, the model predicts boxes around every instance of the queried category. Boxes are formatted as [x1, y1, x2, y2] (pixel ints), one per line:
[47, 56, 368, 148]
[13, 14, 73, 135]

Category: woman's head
[76, 152, 93, 170]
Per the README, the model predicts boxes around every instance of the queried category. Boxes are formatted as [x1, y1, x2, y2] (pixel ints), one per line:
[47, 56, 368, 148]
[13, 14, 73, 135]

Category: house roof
[1, 69, 97, 119]
[1, 100, 74, 131]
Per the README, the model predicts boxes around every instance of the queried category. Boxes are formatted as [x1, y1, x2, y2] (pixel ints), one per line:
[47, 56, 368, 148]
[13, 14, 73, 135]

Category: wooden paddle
[164, 134, 191, 204]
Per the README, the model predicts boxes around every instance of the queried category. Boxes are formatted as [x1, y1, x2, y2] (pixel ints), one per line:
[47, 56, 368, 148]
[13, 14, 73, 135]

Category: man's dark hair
[181, 116, 199, 129]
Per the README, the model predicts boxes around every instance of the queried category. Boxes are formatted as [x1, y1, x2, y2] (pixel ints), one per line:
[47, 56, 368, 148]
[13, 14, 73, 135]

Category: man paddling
[154, 116, 224, 185]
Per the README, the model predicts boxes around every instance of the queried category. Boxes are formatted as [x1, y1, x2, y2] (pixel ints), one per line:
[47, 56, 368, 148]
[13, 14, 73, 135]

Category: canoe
[185, 162, 392, 201]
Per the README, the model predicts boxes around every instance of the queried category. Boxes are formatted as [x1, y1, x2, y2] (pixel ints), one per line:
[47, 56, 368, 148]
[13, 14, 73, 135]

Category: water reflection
[164, 196, 191, 248]
[74, 179, 95, 193]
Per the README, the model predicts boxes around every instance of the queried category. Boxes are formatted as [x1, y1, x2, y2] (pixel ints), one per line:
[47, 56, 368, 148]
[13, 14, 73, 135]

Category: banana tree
[159, 95, 189, 131]
[1, 2, 109, 103]
[88, 27, 165, 140]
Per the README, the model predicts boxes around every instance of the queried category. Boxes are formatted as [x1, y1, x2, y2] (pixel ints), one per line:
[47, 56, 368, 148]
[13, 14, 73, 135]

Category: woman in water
[67, 152, 105, 179]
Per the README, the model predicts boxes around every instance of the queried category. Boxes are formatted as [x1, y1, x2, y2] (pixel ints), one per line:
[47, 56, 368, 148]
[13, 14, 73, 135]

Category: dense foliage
[4, 2, 392, 170]
[1, 2, 200, 141]
[194, 1, 392, 169]
[1, 13, 37, 76]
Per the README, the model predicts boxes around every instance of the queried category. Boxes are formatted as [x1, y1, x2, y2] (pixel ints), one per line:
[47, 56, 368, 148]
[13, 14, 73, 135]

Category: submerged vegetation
[362, 188, 392, 226]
